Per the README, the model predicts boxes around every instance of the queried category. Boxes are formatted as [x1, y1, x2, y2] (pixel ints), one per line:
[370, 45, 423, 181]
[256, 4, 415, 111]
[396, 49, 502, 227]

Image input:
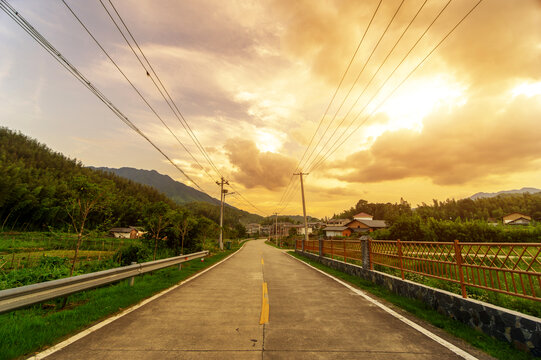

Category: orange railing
[296, 238, 363, 264]
[371, 240, 541, 301]
[296, 238, 541, 301]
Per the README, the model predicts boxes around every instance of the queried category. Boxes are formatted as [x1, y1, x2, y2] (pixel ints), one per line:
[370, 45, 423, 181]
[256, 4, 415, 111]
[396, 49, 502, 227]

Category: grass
[288, 250, 538, 360]
[0, 245, 240, 360]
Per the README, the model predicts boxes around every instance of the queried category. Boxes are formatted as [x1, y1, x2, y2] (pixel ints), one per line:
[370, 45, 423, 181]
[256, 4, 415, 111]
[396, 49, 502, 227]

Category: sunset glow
[1, 0, 540, 218]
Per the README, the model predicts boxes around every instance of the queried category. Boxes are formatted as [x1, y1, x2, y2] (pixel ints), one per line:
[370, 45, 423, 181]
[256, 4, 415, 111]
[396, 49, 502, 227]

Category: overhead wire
[101, 0, 268, 216]
[100, 0, 221, 178]
[300, 0, 406, 173]
[304, 0, 431, 172]
[309, 0, 484, 173]
[61, 0, 217, 194]
[274, 0, 383, 214]
[0, 0, 206, 191]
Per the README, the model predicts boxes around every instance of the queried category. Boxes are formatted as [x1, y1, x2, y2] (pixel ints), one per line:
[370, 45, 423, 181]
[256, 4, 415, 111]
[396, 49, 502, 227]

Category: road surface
[43, 239, 492, 359]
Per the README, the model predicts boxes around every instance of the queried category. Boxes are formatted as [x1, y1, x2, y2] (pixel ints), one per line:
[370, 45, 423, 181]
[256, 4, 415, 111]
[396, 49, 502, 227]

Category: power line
[304, 0, 431, 172]
[294, 0, 383, 174]
[300, 0, 406, 172]
[310, 0, 484, 173]
[62, 0, 217, 191]
[0, 0, 205, 192]
[274, 0, 383, 214]
[100, 0, 266, 216]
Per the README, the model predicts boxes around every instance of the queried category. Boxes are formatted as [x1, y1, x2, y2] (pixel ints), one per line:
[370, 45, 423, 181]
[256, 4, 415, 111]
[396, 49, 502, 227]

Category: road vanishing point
[38, 239, 494, 360]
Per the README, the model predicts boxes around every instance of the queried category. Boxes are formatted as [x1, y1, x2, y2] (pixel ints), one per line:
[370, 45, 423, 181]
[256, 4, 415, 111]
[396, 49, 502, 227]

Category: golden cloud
[332, 94, 541, 185]
[224, 138, 297, 190]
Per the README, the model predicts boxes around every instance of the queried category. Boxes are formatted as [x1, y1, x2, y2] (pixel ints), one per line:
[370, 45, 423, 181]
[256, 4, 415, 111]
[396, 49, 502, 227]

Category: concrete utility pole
[274, 212, 278, 245]
[216, 177, 229, 250]
[294, 172, 309, 252]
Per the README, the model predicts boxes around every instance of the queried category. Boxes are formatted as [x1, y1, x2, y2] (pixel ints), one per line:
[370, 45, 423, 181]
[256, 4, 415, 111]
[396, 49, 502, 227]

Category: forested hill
[0, 127, 179, 231]
[93, 167, 220, 205]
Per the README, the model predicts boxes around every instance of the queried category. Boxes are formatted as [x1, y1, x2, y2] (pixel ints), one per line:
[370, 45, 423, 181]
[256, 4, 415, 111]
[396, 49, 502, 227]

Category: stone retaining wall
[296, 249, 541, 356]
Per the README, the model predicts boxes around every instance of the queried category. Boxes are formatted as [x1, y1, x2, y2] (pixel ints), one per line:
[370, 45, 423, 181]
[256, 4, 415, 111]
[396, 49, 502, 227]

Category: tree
[169, 209, 197, 255]
[65, 176, 110, 276]
[143, 201, 171, 260]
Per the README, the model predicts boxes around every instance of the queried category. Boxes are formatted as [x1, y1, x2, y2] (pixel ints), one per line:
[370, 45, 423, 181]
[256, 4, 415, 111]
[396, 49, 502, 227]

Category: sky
[1, 0, 540, 219]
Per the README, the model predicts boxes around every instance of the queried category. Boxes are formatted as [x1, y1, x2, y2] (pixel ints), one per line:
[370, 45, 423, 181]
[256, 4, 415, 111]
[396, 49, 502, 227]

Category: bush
[114, 244, 151, 266]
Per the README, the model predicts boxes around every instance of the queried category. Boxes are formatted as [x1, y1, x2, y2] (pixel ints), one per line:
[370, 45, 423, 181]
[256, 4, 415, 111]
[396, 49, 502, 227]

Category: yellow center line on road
[259, 282, 269, 325]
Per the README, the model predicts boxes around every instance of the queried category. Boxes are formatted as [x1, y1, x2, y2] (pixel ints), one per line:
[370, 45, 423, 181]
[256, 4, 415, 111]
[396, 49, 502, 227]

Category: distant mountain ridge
[470, 187, 541, 200]
[93, 167, 221, 206]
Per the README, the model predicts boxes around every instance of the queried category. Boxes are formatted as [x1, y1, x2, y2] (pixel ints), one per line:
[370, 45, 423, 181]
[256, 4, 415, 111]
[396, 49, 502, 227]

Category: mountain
[93, 167, 265, 225]
[0, 127, 179, 231]
[470, 187, 541, 200]
[94, 167, 221, 206]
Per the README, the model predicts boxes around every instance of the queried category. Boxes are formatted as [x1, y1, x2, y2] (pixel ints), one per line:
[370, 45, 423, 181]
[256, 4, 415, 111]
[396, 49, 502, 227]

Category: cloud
[332, 94, 541, 185]
[224, 138, 297, 190]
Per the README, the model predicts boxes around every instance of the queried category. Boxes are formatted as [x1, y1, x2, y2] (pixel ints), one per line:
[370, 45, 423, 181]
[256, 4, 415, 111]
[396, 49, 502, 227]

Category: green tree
[65, 176, 111, 276]
[143, 201, 171, 260]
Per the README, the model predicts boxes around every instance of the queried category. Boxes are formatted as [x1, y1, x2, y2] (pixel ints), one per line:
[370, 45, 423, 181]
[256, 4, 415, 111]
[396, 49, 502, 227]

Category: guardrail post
[360, 236, 370, 269]
[318, 239, 323, 256]
[178, 256, 183, 271]
[130, 262, 136, 286]
[453, 240, 467, 298]
[397, 239, 405, 280]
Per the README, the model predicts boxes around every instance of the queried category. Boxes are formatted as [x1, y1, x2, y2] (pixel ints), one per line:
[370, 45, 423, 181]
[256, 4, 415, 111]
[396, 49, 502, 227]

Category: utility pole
[216, 177, 229, 250]
[274, 212, 278, 246]
[294, 172, 309, 252]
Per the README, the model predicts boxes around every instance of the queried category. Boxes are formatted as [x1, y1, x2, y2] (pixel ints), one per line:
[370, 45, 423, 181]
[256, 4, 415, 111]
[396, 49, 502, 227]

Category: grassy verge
[265, 239, 294, 250]
[288, 251, 536, 360]
[0, 246, 240, 360]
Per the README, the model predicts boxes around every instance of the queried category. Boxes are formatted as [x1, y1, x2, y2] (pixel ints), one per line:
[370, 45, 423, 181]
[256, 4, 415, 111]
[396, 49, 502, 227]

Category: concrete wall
[296, 249, 541, 356]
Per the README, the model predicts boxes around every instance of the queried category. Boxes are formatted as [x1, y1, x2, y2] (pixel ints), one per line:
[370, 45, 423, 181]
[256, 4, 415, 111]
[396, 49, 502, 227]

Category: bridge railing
[296, 238, 541, 301]
[0, 250, 208, 314]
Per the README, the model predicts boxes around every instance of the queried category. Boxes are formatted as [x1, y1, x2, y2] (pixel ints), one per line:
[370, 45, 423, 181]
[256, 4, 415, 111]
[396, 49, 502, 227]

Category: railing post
[454, 239, 467, 298]
[129, 261, 137, 286]
[360, 236, 370, 269]
[397, 239, 405, 280]
[302, 237, 305, 252]
[318, 239, 323, 256]
[369, 238, 373, 270]
[343, 238, 347, 263]
[331, 240, 334, 259]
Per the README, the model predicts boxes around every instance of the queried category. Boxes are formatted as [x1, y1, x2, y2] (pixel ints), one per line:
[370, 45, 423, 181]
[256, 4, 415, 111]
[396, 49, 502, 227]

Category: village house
[108, 227, 144, 239]
[246, 223, 261, 235]
[345, 219, 387, 233]
[323, 226, 352, 237]
[326, 218, 350, 226]
[353, 212, 373, 221]
[502, 213, 532, 225]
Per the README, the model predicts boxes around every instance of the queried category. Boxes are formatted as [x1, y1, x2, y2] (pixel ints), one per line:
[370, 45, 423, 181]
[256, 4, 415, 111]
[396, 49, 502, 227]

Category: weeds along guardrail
[0, 250, 208, 314]
[296, 238, 541, 301]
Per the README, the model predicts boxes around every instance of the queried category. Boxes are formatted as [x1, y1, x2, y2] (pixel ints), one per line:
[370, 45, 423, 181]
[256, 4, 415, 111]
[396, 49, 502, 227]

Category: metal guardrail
[0, 250, 208, 314]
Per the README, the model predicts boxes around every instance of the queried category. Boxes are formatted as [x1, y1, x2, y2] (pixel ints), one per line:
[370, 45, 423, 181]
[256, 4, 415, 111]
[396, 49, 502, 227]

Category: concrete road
[45, 239, 492, 359]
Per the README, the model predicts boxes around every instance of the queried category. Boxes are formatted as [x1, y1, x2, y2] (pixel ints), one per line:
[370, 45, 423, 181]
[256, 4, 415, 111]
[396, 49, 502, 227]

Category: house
[503, 213, 532, 225]
[307, 221, 326, 230]
[326, 218, 350, 226]
[108, 227, 141, 239]
[323, 226, 352, 237]
[246, 223, 261, 235]
[353, 212, 373, 221]
[345, 219, 387, 233]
